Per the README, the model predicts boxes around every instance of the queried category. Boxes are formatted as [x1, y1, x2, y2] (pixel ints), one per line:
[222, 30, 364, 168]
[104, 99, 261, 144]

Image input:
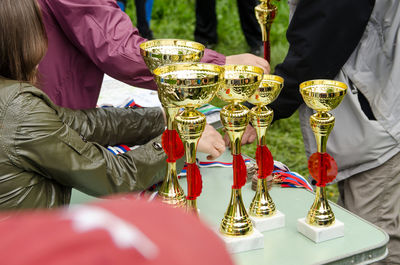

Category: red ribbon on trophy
[186, 163, 203, 200]
[255, 145, 274, 179]
[161, 130, 184, 162]
[232, 154, 247, 189]
[308, 152, 338, 187]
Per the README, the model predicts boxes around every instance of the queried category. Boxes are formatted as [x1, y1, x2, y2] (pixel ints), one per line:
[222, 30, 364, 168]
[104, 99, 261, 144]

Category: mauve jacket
[37, 0, 226, 109]
[0, 79, 179, 209]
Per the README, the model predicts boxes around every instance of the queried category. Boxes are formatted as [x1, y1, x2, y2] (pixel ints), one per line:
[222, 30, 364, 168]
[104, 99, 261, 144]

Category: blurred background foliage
[125, 0, 339, 201]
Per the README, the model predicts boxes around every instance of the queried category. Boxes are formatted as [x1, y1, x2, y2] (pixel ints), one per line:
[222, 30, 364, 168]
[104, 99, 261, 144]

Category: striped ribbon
[272, 171, 313, 191]
[124, 99, 142, 108]
[106, 144, 132, 155]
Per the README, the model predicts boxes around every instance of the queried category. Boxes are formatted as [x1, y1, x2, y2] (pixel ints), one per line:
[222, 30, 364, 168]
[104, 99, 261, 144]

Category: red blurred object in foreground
[0, 197, 234, 265]
[308, 152, 338, 187]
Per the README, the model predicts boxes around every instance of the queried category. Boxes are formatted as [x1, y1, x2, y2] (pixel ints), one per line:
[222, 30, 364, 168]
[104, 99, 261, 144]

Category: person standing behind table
[261, 0, 399, 263]
[194, 0, 263, 56]
[0, 0, 223, 210]
[37, 0, 270, 110]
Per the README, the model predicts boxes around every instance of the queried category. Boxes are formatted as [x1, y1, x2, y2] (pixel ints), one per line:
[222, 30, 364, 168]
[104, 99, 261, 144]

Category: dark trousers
[134, 0, 153, 39]
[194, 0, 262, 48]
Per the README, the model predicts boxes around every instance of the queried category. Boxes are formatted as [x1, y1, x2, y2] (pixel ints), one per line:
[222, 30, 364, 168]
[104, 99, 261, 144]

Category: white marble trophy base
[250, 210, 285, 232]
[297, 218, 344, 243]
[219, 228, 264, 253]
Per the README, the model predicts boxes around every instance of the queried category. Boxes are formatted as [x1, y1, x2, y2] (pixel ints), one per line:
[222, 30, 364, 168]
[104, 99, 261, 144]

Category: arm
[11, 92, 166, 197]
[270, 0, 375, 120]
[41, 0, 226, 89]
[58, 106, 165, 147]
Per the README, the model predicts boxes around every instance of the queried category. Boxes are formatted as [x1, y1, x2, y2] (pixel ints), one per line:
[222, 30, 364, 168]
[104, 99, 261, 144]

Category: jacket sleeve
[270, 0, 375, 120]
[41, 0, 225, 90]
[10, 92, 168, 197]
[57, 106, 165, 147]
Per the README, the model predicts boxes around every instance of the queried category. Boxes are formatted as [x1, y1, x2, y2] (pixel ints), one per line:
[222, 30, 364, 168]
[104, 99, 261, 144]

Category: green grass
[125, 0, 339, 202]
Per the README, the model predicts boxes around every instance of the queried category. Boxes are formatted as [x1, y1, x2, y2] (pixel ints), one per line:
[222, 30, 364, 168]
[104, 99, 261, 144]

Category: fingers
[198, 125, 225, 160]
[207, 141, 226, 160]
[241, 124, 257, 145]
[256, 57, 271, 74]
[224, 124, 257, 147]
[225, 54, 271, 74]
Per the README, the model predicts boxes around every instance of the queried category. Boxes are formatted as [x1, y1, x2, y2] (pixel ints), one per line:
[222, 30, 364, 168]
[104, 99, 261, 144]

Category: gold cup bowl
[154, 63, 225, 213]
[247, 75, 284, 218]
[154, 63, 224, 108]
[248, 74, 284, 106]
[217, 65, 263, 104]
[140, 39, 205, 73]
[217, 64, 263, 236]
[300, 80, 347, 112]
[300, 79, 347, 227]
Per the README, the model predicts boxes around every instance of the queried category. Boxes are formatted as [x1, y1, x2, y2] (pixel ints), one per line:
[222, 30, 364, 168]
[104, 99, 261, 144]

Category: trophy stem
[158, 105, 186, 207]
[176, 109, 206, 214]
[220, 188, 253, 236]
[307, 111, 336, 226]
[158, 162, 186, 206]
[251, 105, 273, 146]
[249, 105, 276, 217]
[220, 103, 253, 235]
[310, 112, 335, 153]
[220, 103, 249, 155]
[306, 186, 335, 226]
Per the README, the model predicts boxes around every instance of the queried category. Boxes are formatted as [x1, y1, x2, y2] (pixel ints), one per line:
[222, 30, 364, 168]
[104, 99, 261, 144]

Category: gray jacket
[296, 0, 400, 181]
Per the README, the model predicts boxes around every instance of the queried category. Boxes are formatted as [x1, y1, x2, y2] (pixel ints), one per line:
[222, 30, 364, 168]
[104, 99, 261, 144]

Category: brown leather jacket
[0, 79, 174, 209]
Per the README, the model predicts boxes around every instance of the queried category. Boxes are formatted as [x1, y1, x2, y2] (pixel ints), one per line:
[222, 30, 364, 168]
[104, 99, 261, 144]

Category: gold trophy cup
[247, 75, 283, 218]
[217, 65, 263, 236]
[300, 80, 347, 227]
[255, 0, 278, 61]
[140, 39, 205, 207]
[153, 63, 225, 214]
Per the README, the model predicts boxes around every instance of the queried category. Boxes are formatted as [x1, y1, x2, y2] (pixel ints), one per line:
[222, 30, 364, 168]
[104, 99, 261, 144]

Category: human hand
[198, 124, 226, 160]
[223, 124, 257, 146]
[226, 53, 270, 74]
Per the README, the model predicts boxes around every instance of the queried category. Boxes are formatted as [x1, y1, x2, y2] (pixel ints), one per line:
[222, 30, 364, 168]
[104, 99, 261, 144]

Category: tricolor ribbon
[107, 145, 132, 155]
[272, 171, 313, 191]
[124, 98, 142, 108]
